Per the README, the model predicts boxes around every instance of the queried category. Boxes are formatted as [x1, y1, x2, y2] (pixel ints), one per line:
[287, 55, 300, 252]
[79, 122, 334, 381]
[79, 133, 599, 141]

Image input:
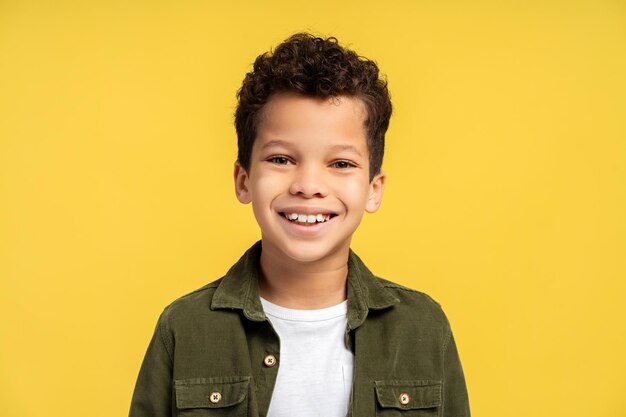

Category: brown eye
[332, 160, 354, 169]
[269, 156, 291, 165]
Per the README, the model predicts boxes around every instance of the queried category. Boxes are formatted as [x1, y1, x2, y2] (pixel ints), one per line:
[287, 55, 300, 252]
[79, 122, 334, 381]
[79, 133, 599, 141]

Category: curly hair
[234, 32, 392, 181]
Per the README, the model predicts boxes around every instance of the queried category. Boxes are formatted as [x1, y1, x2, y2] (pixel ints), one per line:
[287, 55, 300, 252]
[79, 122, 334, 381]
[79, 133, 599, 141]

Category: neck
[258, 241, 349, 309]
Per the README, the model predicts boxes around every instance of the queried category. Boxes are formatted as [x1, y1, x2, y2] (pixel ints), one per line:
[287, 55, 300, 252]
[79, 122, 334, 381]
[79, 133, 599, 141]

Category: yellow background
[1, 1, 625, 416]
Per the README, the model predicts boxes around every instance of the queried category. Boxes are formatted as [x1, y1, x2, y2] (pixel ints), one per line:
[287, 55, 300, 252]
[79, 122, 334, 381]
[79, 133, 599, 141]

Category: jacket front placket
[211, 242, 400, 417]
[211, 241, 282, 417]
[343, 252, 400, 417]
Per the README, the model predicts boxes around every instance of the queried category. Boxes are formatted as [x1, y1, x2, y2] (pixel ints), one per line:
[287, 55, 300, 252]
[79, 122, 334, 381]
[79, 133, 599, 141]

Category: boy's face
[234, 92, 385, 265]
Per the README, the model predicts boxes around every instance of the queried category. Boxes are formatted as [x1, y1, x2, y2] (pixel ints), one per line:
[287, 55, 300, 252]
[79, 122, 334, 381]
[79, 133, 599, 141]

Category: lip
[277, 206, 338, 216]
[277, 210, 337, 236]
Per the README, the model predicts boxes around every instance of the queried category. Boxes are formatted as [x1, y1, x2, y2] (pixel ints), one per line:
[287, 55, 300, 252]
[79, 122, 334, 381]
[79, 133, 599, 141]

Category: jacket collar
[211, 240, 400, 330]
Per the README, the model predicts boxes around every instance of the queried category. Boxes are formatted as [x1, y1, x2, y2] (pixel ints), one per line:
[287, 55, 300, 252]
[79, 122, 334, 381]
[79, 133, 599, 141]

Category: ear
[365, 169, 386, 213]
[234, 161, 252, 204]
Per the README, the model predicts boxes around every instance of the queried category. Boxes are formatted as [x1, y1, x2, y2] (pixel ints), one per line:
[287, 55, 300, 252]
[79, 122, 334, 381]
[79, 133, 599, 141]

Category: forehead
[255, 92, 368, 149]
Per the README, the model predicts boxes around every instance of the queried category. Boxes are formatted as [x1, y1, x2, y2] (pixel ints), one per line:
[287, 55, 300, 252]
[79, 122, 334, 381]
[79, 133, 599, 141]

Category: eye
[267, 155, 292, 165]
[331, 160, 356, 169]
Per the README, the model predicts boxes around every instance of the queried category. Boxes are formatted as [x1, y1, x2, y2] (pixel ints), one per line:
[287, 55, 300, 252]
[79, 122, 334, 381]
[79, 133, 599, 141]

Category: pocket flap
[174, 376, 251, 409]
[375, 379, 442, 410]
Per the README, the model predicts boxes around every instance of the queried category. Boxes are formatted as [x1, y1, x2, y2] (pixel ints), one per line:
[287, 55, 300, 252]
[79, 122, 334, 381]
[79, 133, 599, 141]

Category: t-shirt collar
[211, 240, 400, 330]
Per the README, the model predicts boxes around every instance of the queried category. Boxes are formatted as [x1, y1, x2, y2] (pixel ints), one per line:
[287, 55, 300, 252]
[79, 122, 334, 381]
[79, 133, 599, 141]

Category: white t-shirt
[260, 296, 354, 417]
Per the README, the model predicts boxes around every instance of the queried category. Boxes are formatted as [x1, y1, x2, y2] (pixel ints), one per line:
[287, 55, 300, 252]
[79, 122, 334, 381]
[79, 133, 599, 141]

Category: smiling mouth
[280, 212, 337, 225]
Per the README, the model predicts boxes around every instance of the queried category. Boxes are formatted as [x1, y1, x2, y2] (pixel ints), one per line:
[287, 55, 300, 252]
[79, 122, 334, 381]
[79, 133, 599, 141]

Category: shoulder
[155, 277, 225, 328]
[374, 275, 451, 329]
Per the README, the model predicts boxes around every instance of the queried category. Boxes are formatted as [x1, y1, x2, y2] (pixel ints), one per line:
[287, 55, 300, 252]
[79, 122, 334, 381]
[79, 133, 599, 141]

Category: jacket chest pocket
[174, 376, 250, 417]
[374, 380, 442, 417]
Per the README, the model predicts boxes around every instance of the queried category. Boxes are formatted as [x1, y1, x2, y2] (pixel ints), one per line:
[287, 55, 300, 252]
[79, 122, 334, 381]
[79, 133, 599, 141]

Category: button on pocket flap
[174, 376, 251, 409]
[375, 380, 442, 410]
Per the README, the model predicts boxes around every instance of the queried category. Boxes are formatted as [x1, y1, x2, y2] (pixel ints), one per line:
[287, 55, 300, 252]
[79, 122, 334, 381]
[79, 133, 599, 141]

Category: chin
[277, 239, 348, 265]
[285, 250, 331, 264]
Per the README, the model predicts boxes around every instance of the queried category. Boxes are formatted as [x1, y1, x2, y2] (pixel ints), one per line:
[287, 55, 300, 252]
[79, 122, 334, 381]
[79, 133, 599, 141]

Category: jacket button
[209, 391, 222, 404]
[264, 354, 277, 367]
[399, 392, 410, 405]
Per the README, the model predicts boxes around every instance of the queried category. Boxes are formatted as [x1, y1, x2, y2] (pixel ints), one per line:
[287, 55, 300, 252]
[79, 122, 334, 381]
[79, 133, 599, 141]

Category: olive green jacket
[129, 241, 471, 417]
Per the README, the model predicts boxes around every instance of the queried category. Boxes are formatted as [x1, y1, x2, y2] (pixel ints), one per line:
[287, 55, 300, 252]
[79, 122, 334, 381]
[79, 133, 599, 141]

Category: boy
[129, 32, 470, 417]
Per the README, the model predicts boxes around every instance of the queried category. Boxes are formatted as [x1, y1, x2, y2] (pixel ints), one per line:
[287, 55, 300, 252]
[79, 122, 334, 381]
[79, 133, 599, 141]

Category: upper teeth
[285, 213, 332, 223]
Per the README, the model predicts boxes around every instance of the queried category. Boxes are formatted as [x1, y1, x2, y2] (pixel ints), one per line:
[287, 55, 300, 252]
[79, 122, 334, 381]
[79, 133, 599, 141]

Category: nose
[289, 163, 328, 198]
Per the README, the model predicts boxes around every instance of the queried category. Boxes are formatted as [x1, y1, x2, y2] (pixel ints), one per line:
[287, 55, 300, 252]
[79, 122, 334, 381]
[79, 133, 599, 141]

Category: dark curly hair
[234, 32, 392, 181]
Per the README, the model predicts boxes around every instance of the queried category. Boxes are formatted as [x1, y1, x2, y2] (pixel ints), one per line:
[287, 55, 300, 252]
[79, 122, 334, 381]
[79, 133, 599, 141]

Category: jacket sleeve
[442, 324, 471, 417]
[128, 309, 174, 417]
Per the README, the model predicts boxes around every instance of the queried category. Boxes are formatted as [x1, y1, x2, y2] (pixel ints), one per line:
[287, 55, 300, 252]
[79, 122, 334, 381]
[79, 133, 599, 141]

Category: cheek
[250, 172, 286, 209]
[335, 179, 371, 208]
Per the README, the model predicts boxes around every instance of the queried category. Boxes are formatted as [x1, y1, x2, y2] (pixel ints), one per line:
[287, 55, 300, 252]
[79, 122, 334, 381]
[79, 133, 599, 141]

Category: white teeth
[284, 212, 332, 224]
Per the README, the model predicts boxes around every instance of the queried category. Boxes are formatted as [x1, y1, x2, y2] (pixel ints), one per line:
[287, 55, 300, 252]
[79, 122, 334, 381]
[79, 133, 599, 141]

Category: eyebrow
[330, 144, 363, 157]
[260, 140, 293, 150]
[260, 140, 364, 157]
